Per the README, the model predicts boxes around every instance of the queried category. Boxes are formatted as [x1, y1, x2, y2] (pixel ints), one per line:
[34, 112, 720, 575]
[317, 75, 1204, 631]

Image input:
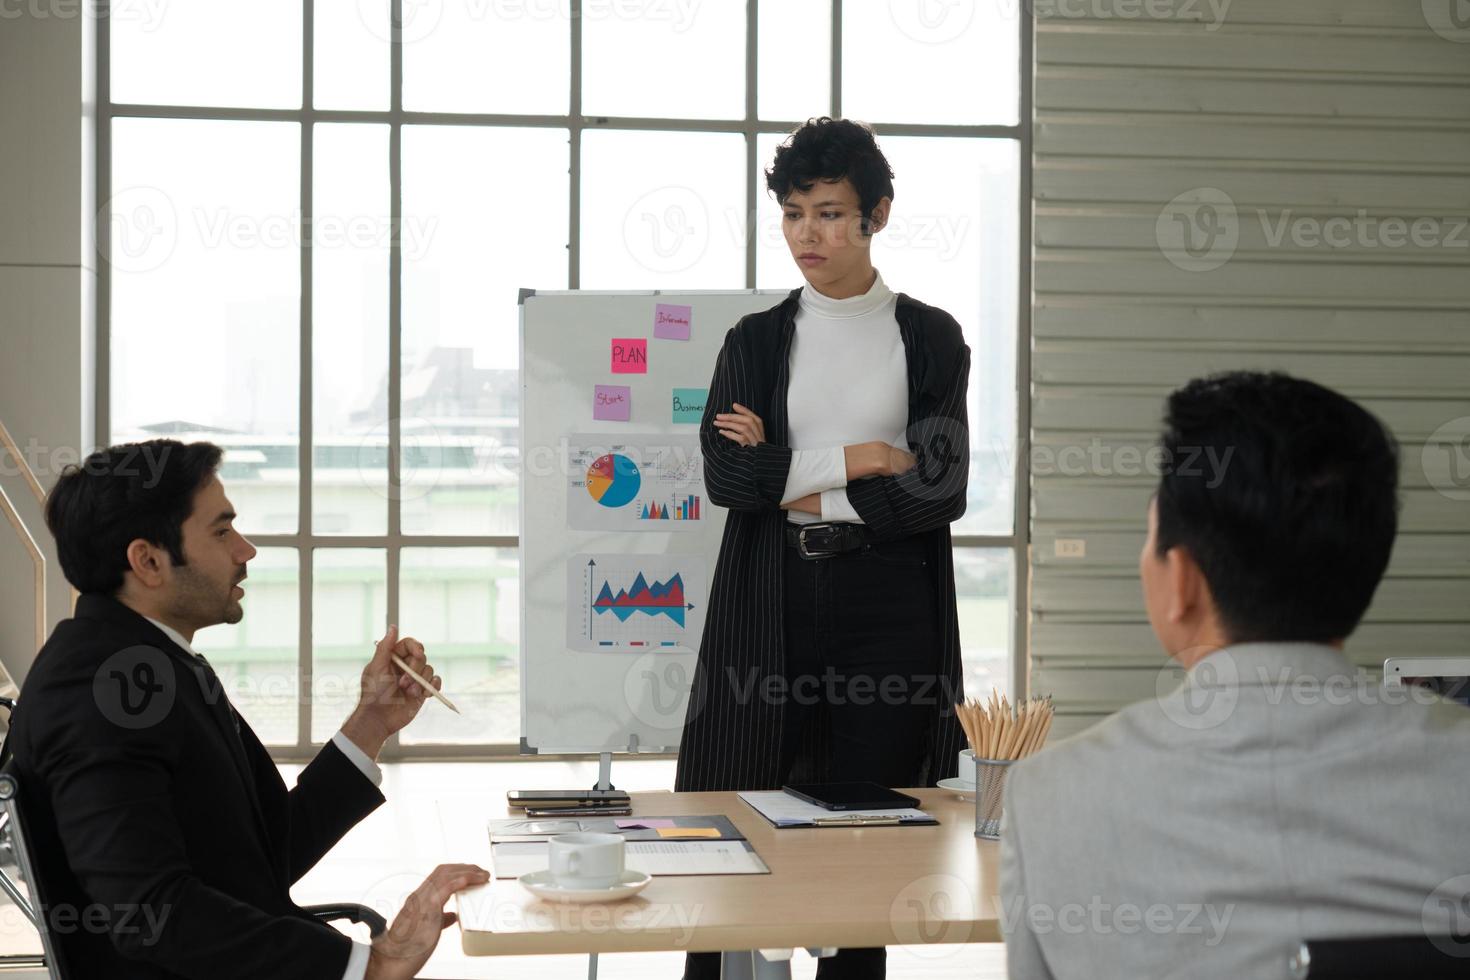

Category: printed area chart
[567, 434, 705, 532]
[566, 554, 707, 652]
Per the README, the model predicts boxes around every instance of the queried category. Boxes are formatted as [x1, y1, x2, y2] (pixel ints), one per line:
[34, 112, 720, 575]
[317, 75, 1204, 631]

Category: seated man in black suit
[7, 439, 488, 980]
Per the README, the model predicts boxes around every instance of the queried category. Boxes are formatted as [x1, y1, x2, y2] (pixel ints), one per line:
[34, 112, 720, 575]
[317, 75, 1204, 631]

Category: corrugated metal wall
[1030, 0, 1470, 738]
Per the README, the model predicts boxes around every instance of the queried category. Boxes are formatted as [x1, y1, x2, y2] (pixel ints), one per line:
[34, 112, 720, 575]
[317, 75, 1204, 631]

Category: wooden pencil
[954, 693, 1055, 762]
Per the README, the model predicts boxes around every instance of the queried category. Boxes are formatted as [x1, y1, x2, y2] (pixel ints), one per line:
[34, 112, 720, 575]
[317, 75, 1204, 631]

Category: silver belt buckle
[797, 522, 838, 560]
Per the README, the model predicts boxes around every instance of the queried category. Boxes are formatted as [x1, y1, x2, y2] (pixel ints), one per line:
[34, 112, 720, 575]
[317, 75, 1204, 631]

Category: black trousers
[684, 526, 938, 980]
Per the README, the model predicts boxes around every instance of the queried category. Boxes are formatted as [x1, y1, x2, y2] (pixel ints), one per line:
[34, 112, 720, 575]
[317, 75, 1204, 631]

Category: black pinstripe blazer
[675, 286, 972, 792]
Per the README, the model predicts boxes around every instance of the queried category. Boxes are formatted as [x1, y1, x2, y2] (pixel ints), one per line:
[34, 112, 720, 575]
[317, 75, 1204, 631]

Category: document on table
[738, 790, 938, 828]
[491, 839, 769, 878]
[488, 813, 744, 842]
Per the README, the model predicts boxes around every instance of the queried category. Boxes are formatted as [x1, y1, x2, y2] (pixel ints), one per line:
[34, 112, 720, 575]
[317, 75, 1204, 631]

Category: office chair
[1290, 935, 1470, 979]
[0, 698, 388, 979]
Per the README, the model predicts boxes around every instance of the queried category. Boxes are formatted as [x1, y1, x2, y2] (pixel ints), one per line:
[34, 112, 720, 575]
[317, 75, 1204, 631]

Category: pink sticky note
[593, 384, 631, 421]
[611, 338, 648, 374]
[654, 303, 692, 341]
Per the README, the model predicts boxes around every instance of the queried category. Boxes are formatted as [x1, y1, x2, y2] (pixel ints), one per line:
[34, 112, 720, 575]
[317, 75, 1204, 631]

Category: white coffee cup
[547, 832, 625, 889]
[958, 749, 978, 786]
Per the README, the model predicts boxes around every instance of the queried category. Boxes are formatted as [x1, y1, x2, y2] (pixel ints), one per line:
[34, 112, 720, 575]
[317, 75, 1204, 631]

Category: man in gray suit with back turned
[1000, 371, 1470, 979]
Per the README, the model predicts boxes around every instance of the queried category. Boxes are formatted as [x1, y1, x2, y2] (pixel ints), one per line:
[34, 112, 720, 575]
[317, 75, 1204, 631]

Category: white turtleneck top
[779, 269, 909, 525]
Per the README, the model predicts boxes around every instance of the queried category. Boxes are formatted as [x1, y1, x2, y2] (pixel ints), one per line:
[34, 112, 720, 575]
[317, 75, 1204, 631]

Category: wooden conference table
[450, 788, 1002, 976]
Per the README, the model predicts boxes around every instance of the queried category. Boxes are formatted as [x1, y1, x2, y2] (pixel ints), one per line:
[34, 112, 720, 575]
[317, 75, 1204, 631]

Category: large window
[100, 1, 1029, 758]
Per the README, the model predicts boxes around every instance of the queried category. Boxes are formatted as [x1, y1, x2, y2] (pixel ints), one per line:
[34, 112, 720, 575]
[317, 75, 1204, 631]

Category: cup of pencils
[955, 692, 1053, 840]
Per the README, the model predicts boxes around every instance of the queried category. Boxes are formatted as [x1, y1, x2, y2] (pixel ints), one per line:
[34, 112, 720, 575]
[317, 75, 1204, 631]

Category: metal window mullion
[249, 534, 520, 548]
[568, 0, 582, 288]
[1014, 7, 1035, 702]
[95, 4, 112, 450]
[298, 0, 315, 755]
[831, 0, 842, 118]
[297, 545, 314, 751]
[103, 101, 1019, 141]
[384, 0, 405, 760]
[253, 533, 1010, 547]
[744, 0, 758, 290]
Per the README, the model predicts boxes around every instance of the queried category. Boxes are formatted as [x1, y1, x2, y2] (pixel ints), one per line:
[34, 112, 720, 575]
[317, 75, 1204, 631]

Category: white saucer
[519, 869, 652, 904]
[937, 777, 977, 799]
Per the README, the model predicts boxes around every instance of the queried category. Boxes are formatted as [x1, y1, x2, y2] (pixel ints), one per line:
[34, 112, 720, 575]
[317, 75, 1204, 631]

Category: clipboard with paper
[738, 791, 939, 829]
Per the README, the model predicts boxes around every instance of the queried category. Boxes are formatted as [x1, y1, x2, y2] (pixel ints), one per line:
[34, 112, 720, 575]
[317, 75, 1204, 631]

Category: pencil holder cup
[973, 756, 1014, 840]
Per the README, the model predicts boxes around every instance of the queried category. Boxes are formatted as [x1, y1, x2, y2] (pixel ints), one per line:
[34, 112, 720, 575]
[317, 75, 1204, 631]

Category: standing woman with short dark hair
[676, 117, 972, 979]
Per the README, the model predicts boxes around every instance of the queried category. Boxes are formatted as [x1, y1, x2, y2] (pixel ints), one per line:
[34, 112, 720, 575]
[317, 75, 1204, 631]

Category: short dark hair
[44, 440, 224, 595]
[765, 116, 895, 235]
[1154, 371, 1399, 644]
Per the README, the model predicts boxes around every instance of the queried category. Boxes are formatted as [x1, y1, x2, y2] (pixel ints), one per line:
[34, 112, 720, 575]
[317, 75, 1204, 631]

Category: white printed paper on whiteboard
[566, 553, 707, 652]
[566, 433, 705, 532]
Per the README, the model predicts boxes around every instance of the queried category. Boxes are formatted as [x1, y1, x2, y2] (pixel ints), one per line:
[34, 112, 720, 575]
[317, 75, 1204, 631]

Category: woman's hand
[845, 441, 918, 479]
[885, 445, 919, 476]
[713, 402, 766, 447]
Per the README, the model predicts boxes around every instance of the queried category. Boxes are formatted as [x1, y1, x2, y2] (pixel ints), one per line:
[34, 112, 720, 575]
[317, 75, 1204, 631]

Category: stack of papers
[486, 813, 770, 878]
[491, 839, 768, 878]
[738, 791, 938, 828]
[489, 813, 743, 842]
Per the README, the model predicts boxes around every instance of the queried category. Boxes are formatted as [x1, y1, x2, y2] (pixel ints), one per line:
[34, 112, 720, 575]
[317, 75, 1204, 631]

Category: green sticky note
[672, 387, 707, 424]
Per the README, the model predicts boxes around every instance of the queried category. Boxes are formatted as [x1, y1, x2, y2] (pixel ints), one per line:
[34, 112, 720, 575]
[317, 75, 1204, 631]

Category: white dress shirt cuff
[819, 488, 864, 524]
[331, 731, 383, 788]
[342, 940, 371, 980]
[780, 447, 848, 505]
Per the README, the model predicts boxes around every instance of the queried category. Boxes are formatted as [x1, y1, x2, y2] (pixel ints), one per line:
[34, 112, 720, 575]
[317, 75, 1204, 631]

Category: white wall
[0, 6, 95, 685]
[1030, 0, 1470, 738]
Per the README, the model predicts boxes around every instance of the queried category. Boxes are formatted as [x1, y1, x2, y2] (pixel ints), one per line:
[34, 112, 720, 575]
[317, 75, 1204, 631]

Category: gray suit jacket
[999, 642, 1470, 979]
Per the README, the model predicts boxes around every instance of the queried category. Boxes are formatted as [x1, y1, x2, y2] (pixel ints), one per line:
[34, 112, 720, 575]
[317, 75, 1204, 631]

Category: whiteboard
[519, 288, 793, 753]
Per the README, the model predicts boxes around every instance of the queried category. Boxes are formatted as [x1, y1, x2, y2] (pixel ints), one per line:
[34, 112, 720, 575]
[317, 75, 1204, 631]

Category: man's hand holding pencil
[341, 624, 458, 760]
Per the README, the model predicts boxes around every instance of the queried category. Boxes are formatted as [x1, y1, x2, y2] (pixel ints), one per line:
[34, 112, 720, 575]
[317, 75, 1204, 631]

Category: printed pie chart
[586, 453, 641, 508]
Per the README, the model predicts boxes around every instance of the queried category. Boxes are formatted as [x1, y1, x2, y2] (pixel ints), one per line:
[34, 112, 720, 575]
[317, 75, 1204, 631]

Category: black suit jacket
[7, 594, 385, 979]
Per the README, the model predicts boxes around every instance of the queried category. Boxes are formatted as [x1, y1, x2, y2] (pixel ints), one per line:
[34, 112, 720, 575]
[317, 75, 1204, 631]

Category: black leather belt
[784, 521, 877, 560]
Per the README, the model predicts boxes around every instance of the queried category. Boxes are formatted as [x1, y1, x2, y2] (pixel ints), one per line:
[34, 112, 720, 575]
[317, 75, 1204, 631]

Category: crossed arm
[698, 325, 969, 538]
[711, 402, 917, 515]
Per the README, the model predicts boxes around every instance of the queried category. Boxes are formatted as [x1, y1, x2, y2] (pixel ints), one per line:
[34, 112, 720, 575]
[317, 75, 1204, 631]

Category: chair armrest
[1299, 935, 1470, 979]
[304, 903, 387, 939]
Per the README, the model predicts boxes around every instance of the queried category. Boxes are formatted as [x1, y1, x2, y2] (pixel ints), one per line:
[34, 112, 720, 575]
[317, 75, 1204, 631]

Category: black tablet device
[782, 781, 921, 811]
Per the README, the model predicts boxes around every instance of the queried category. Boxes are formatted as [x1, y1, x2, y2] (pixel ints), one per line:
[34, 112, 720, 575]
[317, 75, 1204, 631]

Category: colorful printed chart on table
[566, 433, 705, 532]
[565, 553, 707, 652]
